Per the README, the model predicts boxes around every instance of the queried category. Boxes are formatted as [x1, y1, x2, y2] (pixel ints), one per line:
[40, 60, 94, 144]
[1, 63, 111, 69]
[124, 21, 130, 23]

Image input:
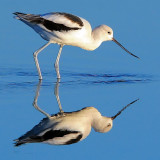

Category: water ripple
[0, 67, 153, 92]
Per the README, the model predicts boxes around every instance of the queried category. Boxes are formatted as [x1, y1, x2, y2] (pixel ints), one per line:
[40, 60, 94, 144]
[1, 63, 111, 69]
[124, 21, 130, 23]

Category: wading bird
[14, 80, 139, 146]
[14, 12, 139, 80]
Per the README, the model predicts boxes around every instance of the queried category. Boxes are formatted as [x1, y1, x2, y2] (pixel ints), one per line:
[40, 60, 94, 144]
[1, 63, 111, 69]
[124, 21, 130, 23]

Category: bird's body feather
[14, 12, 98, 50]
[14, 107, 110, 146]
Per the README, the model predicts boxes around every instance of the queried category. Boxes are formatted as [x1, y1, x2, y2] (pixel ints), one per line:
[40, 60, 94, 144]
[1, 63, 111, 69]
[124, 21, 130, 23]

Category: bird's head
[96, 99, 139, 133]
[96, 117, 113, 133]
[100, 25, 114, 41]
[100, 25, 140, 59]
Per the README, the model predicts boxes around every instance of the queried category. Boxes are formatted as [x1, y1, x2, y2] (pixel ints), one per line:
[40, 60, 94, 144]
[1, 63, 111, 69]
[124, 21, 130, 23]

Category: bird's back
[14, 107, 96, 146]
[14, 12, 94, 49]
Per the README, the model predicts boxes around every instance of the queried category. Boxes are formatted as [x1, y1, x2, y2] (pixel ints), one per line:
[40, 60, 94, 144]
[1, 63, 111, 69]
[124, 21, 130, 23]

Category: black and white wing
[14, 128, 82, 146]
[14, 116, 83, 146]
[13, 12, 84, 32]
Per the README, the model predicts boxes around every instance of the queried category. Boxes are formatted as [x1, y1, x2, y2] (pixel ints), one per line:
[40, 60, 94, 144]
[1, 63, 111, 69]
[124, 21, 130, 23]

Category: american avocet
[14, 80, 139, 146]
[14, 12, 139, 79]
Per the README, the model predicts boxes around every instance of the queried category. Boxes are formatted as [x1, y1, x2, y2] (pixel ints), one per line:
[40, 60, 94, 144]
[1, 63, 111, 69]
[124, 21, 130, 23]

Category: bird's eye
[107, 123, 111, 127]
[108, 31, 111, 35]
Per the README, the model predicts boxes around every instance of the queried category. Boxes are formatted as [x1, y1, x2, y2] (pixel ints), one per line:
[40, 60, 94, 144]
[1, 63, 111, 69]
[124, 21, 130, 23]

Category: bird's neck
[78, 37, 102, 51]
[87, 107, 112, 133]
[92, 116, 110, 132]
[77, 26, 104, 51]
[89, 26, 106, 50]
[86, 107, 106, 132]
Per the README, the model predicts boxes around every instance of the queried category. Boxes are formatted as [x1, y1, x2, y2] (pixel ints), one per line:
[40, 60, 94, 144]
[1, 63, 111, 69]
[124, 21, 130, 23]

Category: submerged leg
[33, 80, 51, 119]
[33, 41, 51, 80]
[54, 78, 64, 113]
[54, 44, 64, 79]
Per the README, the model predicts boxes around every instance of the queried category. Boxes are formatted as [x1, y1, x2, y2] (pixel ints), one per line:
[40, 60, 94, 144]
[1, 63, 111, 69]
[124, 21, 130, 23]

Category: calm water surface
[0, 67, 160, 160]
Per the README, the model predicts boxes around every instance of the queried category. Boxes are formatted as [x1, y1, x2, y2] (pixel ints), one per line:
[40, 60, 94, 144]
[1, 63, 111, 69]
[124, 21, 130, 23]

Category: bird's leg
[33, 41, 51, 80]
[54, 44, 64, 79]
[33, 80, 51, 119]
[54, 78, 64, 114]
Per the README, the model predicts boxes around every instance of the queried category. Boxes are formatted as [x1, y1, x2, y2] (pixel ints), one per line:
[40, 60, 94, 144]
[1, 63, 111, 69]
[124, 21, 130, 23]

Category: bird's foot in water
[57, 111, 66, 117]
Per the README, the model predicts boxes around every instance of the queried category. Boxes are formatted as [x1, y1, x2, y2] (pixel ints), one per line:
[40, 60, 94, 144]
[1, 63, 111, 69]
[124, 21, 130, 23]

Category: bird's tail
[13, 12, 41, 24]
[14, 136, 42, 147]
[14, 139, 27, 147]
[13, 12, 26, 19]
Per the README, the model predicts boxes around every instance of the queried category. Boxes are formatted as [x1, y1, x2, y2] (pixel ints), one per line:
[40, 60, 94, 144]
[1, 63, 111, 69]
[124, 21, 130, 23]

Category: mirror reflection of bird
[13, 12, 139, 80]
[14, 99, 138, 146]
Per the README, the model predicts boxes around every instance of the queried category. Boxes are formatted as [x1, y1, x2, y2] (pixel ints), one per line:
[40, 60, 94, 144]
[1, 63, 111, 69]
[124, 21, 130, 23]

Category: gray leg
[33, 80, 51, 119]
[33, 41, 51, 80]
[54, 45, 64, 79]
[54, 78, 64, 113]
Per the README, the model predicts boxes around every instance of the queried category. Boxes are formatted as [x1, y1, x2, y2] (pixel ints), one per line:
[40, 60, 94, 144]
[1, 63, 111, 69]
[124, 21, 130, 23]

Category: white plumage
[14, 107, 112, 146]
[14, 12, 139, 80]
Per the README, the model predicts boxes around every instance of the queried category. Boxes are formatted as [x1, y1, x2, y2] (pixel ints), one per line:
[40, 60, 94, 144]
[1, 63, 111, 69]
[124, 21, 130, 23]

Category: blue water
[1, 0, 160, 159]
[1, 66, 160, 159]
